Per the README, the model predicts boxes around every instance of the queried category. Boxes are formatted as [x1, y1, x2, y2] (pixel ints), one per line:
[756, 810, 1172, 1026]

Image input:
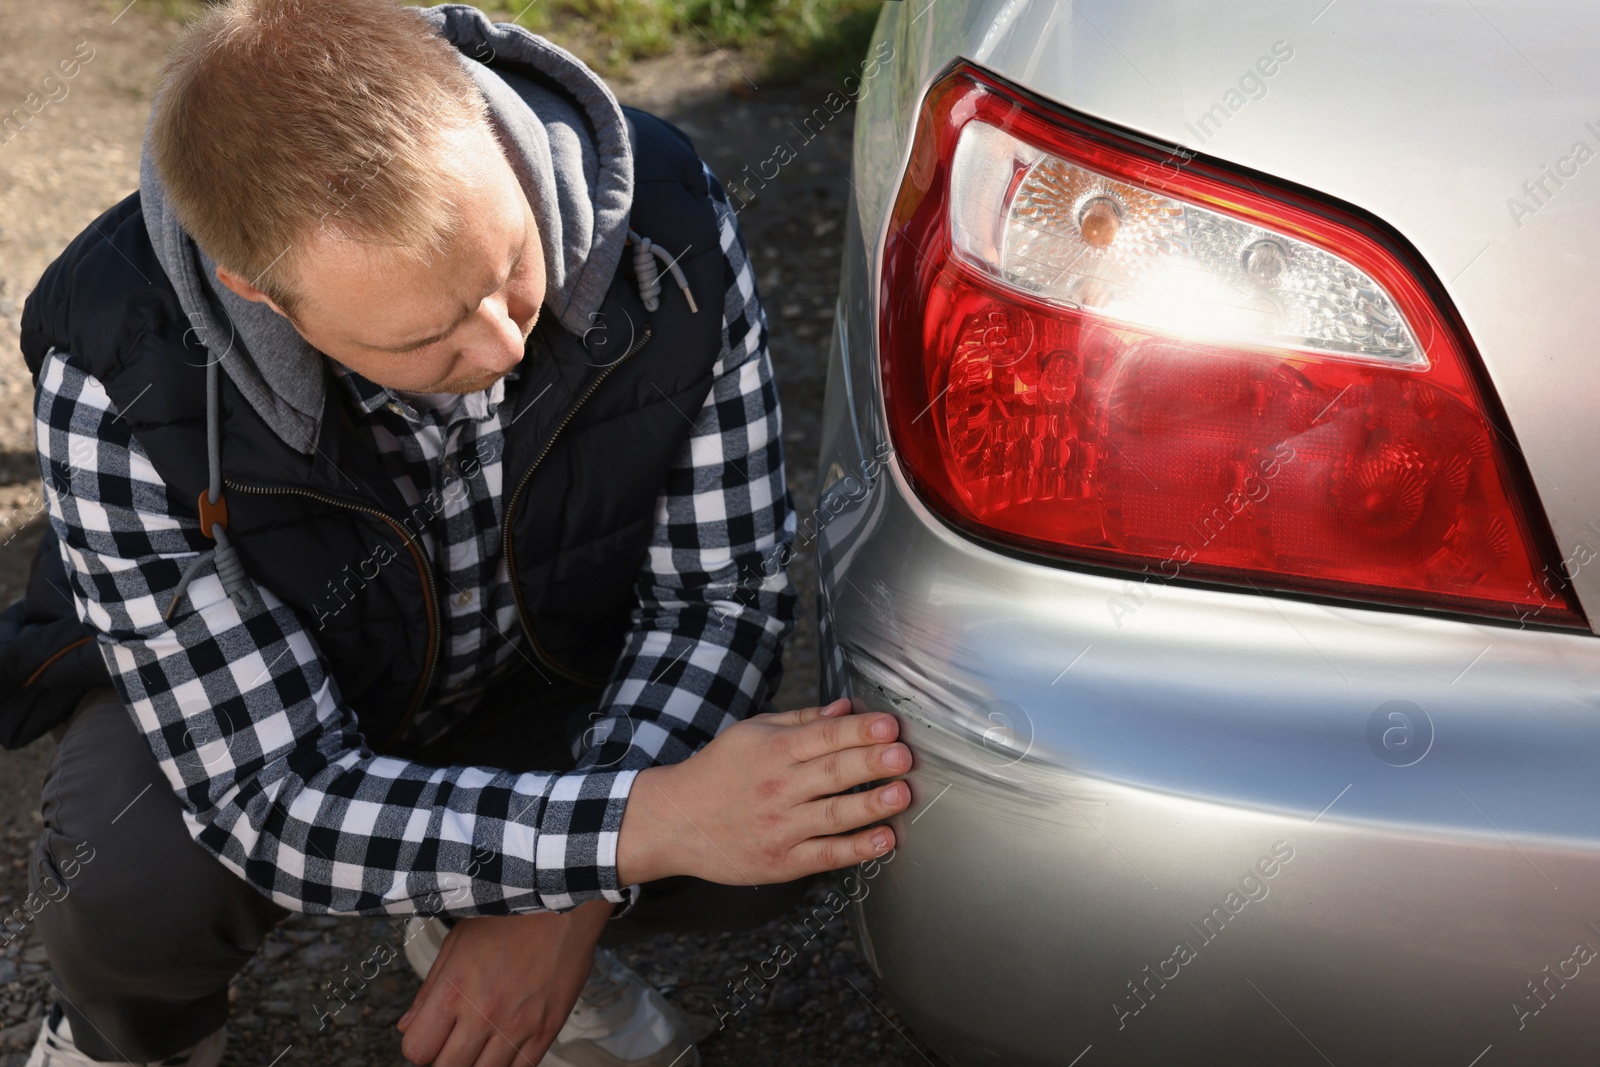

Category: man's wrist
[616, 764, 678, 887]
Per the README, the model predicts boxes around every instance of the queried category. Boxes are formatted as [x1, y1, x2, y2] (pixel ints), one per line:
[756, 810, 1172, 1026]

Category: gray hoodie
[138, 4, 637, 454]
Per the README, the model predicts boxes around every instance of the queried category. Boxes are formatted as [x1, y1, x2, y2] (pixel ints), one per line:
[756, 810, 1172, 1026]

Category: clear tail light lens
[880, 64, 1584, 628]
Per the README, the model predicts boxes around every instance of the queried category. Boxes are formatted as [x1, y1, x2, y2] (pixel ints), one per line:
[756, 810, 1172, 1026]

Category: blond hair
[150, 0, 489, 312]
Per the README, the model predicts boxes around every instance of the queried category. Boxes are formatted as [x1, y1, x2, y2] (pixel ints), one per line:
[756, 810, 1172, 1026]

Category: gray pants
[29, 685, 809, 1061]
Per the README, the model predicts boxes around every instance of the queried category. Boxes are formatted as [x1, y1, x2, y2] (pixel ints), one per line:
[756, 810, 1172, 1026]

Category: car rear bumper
[817, 322, 1600, 1065]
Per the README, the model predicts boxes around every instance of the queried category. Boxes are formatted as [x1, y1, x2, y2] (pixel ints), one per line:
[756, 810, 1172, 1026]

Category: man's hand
[617, 698, 911, 886]
[396, 901, 611, 1067]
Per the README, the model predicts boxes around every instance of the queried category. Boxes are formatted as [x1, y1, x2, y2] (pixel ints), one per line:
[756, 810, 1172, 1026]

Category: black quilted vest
[4, 106, 724, 751]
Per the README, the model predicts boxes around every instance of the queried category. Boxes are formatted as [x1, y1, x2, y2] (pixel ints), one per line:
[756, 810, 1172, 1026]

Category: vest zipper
[222, 478, 441, 749]
[221, 320, 654, 738]
[503, 323, 655, 687]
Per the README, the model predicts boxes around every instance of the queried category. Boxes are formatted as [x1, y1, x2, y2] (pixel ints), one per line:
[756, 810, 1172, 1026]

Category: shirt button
[456, 589, 474, 607]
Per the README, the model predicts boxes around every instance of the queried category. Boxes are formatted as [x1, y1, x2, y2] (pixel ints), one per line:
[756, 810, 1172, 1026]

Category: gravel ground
[0, 4, 947, 1065]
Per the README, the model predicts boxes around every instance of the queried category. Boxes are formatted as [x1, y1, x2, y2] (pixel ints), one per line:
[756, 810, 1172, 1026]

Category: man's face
[219, 122, 546, 394]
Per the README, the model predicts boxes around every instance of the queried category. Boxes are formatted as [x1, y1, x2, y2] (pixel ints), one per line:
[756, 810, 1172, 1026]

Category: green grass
[443, 0, 885, 84]
[133, 0, 887, 86]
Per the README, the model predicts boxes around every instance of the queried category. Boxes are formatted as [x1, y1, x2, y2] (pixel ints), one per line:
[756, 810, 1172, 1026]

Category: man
[5, 2, 913, 1066]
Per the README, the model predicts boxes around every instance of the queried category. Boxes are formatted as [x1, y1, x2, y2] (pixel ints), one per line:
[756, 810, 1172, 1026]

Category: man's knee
[31, 688, 283, 975]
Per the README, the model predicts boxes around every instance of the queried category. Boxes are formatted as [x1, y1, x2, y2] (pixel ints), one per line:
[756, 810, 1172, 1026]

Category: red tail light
[880, 64, 1584, 628]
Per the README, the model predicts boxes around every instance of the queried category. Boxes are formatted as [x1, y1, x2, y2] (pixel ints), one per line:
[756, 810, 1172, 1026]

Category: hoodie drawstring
[164, 357, 255, 620]
[626, 230, 698, 314]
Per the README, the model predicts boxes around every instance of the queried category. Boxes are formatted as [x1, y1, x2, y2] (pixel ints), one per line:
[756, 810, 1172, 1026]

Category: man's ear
[214, 264, 292, 318]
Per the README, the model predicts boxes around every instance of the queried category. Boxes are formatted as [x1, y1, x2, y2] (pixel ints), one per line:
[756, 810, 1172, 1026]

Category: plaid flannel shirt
[33, 162, 797, 916]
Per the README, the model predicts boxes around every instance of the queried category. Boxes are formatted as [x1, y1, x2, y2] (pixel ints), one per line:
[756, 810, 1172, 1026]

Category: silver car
[815, 2, 1600, 1063]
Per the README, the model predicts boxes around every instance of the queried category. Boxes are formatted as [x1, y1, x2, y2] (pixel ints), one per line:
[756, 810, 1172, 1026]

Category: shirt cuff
[591, 766, 641, 910]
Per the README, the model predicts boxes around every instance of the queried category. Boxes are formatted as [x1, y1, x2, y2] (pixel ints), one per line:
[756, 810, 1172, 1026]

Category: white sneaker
[24, 1004, 226, 1067]
[403, 918, 714, 1066]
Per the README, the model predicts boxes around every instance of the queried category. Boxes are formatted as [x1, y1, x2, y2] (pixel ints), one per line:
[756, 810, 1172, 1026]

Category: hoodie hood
[138, 3, 635, 453]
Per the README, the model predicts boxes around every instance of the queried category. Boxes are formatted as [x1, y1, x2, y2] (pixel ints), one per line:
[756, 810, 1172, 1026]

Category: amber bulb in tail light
[879, 62, 1585, 628]
[1077, 195, 1123, 248]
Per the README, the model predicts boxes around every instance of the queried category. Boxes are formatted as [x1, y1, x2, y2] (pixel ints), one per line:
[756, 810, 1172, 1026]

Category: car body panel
[821, 359, 1600, 1063]
[821, 2, 1600, 1062]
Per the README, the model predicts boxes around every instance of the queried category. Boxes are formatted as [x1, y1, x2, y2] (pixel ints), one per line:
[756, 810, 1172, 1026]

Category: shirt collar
[330, 361, 519, 427]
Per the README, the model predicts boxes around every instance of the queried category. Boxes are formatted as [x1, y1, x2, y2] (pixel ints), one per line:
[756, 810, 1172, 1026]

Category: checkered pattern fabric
[327, 366, 526, 743]
[32, 161, 797, 916]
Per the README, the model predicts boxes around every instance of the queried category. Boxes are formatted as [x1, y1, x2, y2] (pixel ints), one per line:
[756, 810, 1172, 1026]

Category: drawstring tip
[166, 516, 256, 621]
[627, 230, 699, 315]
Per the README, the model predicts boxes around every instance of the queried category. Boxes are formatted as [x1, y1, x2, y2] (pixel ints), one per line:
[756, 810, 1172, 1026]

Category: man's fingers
[432, 1016, 492, 1067]
[756, 697, 851, 728]
[789, 824, 897, 876]
[399, 987, 456, 1065]
[399, 922, 462, 1062]
[400, 918, 456, 1032]
[472, 1027, 534, 1067]
[802, 780, 911, 836]
[785, 709, 900, 763]
[800, 742, 910, 796]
